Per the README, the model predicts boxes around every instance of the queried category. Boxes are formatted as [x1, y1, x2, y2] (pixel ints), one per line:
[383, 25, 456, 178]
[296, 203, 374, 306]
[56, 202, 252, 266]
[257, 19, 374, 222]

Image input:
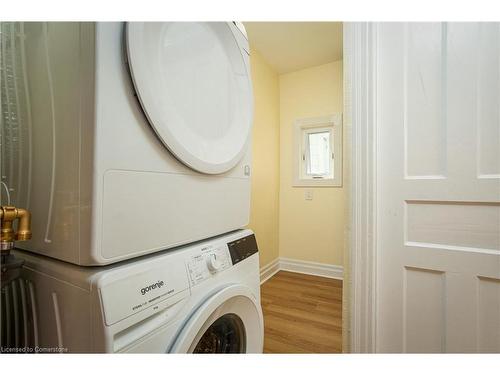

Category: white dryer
[5, 230, 263, 353]
[9, 22, 253, 265]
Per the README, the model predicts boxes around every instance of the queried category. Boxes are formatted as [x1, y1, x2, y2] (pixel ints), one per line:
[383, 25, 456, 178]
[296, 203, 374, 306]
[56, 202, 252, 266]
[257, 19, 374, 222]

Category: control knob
[206, 254, 222, 273]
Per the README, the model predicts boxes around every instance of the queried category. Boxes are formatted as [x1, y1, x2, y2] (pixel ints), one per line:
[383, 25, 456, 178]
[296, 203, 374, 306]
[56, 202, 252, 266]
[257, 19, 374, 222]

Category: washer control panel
[227, 233, 258, 265]
[187, 244, 231, 286]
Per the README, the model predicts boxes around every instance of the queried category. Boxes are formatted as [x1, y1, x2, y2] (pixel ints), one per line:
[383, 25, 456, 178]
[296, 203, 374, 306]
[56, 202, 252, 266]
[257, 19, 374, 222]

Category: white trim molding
[280, 258, 343, 280]
[260, 257, 343, 284]
[259, 258, 280, 284]
[346, 22, 378, 353]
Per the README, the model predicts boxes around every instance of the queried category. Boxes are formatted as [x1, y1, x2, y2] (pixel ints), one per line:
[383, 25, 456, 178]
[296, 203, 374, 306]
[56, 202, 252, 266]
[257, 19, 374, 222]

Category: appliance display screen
[227, 234, 258, 265]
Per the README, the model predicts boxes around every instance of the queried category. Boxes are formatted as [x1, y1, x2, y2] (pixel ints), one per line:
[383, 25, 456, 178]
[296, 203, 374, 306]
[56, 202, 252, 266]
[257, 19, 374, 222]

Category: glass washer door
[192, 313, 246, 353]
[126, 22, 253, 175]
[170, 285, 264, 353]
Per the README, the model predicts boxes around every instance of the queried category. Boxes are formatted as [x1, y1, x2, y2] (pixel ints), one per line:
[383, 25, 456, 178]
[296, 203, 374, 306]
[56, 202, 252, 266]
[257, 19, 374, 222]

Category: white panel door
[377, 22, 500, 353]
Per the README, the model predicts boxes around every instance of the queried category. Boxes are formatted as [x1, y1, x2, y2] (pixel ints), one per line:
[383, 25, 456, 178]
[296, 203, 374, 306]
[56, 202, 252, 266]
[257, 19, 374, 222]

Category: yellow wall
[278, 61, 344, 265]
[248, 48, 281, 267]
[249, 50, 344, 268]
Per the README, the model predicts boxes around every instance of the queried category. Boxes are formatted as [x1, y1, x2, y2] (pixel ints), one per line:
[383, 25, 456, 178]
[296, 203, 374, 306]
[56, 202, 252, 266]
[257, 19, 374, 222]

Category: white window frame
[293, 114, 343, 187]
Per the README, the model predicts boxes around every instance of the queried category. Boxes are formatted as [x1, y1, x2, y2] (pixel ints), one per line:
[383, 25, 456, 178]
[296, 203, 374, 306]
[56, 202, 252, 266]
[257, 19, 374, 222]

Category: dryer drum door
[170, 285, 264, 353]
[126, 22, 253, 175]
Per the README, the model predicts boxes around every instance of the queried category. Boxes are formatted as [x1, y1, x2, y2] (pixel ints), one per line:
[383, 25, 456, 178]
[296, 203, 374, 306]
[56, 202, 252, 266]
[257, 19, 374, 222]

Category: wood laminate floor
[260, 271, 342, 353]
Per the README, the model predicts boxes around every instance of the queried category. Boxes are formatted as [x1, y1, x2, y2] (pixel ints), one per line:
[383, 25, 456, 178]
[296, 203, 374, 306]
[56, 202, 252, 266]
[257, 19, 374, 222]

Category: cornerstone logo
[140, 280, 165, 295]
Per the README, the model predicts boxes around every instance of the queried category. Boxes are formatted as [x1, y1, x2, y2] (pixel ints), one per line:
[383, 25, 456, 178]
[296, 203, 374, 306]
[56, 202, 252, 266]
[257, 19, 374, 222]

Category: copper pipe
[1, 206, 32, 251]
[15, 208, 31, 241]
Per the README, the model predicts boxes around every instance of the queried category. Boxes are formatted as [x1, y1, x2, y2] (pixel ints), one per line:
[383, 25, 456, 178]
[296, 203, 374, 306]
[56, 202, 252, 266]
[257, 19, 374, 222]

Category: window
[304, 128, 333, 178]
[293, 114, 342, 187]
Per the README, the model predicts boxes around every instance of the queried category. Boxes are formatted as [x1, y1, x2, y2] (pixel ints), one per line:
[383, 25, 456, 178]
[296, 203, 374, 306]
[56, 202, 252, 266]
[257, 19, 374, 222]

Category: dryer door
[126, 22, 253, 175]
[170, 284, 264, 353]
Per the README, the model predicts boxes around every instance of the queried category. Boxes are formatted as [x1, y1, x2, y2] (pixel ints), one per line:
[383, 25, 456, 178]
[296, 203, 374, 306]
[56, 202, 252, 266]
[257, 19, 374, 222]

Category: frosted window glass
[306, 131, 331, 176]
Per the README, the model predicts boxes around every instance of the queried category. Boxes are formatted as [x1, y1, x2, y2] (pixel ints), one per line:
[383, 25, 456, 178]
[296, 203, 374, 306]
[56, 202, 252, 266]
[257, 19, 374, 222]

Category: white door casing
[346, 22, 379, 353]
[350, 22, 500, 353]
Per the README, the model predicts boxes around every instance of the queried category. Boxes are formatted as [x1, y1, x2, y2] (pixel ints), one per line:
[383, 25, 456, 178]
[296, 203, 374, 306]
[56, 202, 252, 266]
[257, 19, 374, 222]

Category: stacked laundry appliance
[0, 21, 263, 353]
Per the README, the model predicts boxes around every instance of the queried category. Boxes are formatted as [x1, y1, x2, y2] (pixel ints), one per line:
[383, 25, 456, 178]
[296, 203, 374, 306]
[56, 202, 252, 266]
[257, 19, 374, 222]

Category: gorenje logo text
[140, 280, 165, 295]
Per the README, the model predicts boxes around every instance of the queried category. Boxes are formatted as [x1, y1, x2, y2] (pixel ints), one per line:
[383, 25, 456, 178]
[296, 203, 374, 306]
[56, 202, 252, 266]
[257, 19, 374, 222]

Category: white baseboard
[259, 258, 280, 284]
[280, 257, 344, 280]
[260, 257, 343, 284]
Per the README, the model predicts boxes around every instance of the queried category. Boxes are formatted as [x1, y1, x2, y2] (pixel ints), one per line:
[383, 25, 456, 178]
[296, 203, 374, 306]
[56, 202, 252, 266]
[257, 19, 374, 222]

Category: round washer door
[170, 284, 264, 353]
[126, 22, 253, 175]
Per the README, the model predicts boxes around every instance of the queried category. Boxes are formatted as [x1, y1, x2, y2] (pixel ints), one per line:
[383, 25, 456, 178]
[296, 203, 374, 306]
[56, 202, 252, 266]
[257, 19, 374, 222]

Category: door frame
[345, 22, 379, 353]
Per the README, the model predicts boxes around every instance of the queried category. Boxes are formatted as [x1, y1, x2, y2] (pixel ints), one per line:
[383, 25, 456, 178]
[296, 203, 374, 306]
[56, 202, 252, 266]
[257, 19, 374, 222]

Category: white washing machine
[10, 22, 253, 265]
[5, 230, 263, 353]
